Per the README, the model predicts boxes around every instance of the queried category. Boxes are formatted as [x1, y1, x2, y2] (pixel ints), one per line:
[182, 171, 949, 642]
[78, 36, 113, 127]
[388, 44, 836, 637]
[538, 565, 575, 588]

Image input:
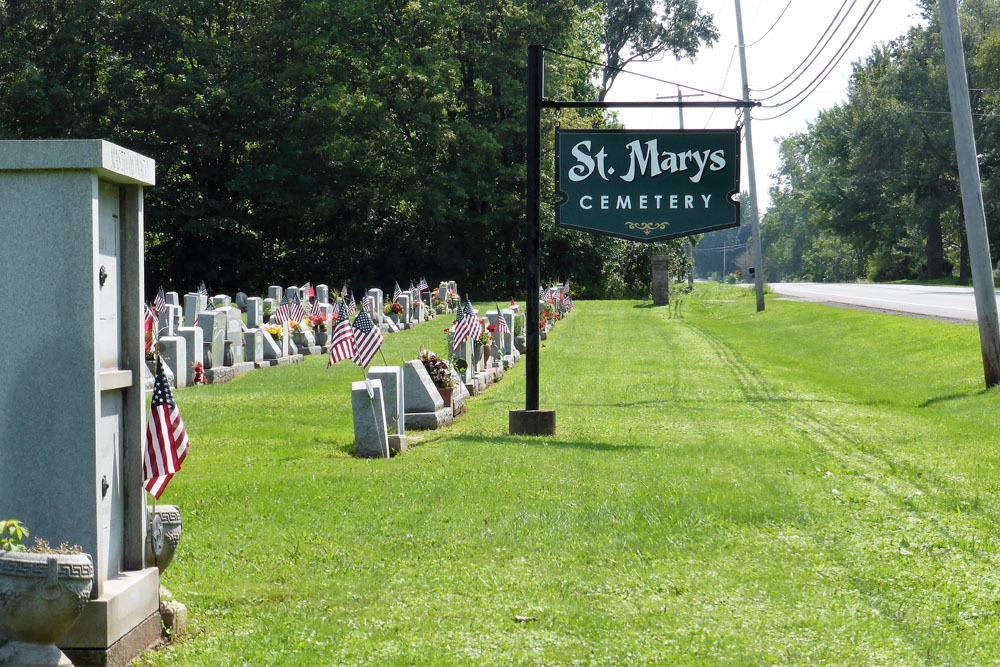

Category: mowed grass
[138, 288, 1000, 665]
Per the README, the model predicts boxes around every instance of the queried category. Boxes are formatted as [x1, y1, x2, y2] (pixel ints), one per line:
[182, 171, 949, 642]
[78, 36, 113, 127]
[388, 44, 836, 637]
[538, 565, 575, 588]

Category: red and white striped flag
[143, 357, 189, 499]
[495, 304, 510, 335]
[341, 282, 348, 298]
[154, 286, 166, 312]
[452, 299, 479, 350]
[362, 295, 374, 315]
[352, 310, 383, 369]
[328, 301, 355, 367]
[288, 295, 305, 323]
[348, 293, 357, 318]
[144, 303, 158, 353]
[311, 298, 322, 316]
[272, 301, 291, 324]
[393, 282, 402, 302]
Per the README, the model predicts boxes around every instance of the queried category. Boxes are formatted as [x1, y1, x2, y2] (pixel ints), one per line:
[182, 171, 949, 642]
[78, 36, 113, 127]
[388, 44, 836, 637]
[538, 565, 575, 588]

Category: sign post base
[509, 409, 556, 436]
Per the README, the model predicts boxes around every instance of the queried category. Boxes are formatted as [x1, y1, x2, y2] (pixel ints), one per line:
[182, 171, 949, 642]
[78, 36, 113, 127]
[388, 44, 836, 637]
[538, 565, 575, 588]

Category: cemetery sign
[555, 128, 741, 242]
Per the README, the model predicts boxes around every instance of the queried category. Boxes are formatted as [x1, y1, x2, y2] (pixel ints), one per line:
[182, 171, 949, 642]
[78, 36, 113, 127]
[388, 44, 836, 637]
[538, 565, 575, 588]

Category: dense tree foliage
[760, 0, 1000, 284]
[0, 0, 717, 300]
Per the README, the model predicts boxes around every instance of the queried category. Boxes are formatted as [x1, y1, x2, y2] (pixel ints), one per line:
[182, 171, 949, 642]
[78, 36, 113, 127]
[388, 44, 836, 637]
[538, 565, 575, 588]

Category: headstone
[211, 294, 231, 308]
[176, 326, 203, 385]
[398, 294, 411, 325]
[157, 304, 179, 337]
[164, 291, 179, 307]
[651, 255, 670, 305]
[412, 301, 425, 324]
[351, 379, 390, 458]
[368, 366, 404, 435]
[448, 281, 457, 293]
[246, 297, 264, 327]
[0, 139, 159, 662]
[316, 284, 330, 304]
[263, 297, 277, 319]
[286, 285, 299, 303]
[244, 328, 264, 363]
[268, 285, 283, 303]
[262, 328, 281, 360]
[196, 309, 227, 369]
[487, 308, 515, 356]
[235, 291, 249, 309]
[222, 306, 244, 362]
[403, 360, 453, 429]
[367, 288, 383, 322]
[438, 285, 447, 300]
[156, 336, 187, 389]
[183, 293, 204, 327]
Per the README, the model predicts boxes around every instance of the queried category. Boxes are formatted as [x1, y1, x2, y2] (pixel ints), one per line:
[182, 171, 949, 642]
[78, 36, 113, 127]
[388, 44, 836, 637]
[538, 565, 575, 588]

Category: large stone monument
[0, 140, 161, 663]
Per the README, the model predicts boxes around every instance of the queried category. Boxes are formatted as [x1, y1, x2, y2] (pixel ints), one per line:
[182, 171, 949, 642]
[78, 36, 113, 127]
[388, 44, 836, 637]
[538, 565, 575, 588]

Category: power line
[541, 47, 745, 103]
[704, 46, 738, 128]
[754, 0, 883, 121]
[752, 0, 857, 93]
[745, 0, 795, 48]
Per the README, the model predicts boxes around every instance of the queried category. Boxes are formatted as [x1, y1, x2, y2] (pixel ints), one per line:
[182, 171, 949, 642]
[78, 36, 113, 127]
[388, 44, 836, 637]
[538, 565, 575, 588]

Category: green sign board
[555, 128, 741, 242]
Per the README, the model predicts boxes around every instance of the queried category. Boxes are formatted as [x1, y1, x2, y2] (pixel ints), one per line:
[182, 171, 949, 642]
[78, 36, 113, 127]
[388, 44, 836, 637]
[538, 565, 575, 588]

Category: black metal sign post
[508, 44, 758, 436]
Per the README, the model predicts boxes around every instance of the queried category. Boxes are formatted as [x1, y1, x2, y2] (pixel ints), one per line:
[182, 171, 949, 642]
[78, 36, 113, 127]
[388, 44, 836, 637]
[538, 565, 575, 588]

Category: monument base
[388, 434, 409, 454]
[509, 409, 556, 436]
[405, 409, 454, 430]
[59, 567, 160, 665]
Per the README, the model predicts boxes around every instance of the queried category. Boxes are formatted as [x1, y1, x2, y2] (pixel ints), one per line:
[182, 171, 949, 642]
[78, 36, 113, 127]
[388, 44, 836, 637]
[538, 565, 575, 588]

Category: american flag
[198, 281, 209, 298]
[341, 282, 348, 298]
[409, 281, 417, 298]
[495, 304, 510, 335]
[272, 301, 290, 324]
[143, 357, 190, 499]
[144, 303, 158, 353]
[363, 295, 374, 314]
[348, 293, 357, 318]
[417, 277, 428, 292]
[452, 299, 479, 350]
[302, 281, 314, 298]
[328, 300, 355, 367]
[288, 295, 305, 323]
[545, 289, 555, 303]
[393, 282, 402, 302]
[311, 298, 322, 316]
[352, 309, 383, 369]
[154, 286, 166, 312]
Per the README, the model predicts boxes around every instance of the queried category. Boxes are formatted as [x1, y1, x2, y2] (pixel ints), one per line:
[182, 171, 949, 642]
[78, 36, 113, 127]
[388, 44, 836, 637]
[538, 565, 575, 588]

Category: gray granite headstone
[367, 288, 383, 323]
[286, 285, 299, 303]
[397, 294, 411, 323]
[176, 326, 203, 385]
[368, 366, 404, 435]
[157, 305, 179, 337]
[211, 294, 231, 308]
[183, 293, 203, 327]
[316, 284, 329, 304]
[244, 328, 264, 363]
[157, 336, 187, 389]
[196, 309, 226, 369]
[164, 291, 179, 307]
[235, 291, 249, 309]
[246, 297, 264, 327]
[268, 285, 283, 303]
[403, 360, 444, 413]
[222, 307, 244, 362]
[352, 378, 390, 458]
[262, 328, 281, 360]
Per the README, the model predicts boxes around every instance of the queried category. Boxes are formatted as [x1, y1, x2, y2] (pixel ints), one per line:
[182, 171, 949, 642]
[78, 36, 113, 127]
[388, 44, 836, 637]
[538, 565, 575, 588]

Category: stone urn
[436, 385, 454, 410]
[483, 343, 493, 366]
[292, 328, 309, 348]
[146, 505, 183, 574]
[315, 329, 331, 346]
[0, 550, 94, 666]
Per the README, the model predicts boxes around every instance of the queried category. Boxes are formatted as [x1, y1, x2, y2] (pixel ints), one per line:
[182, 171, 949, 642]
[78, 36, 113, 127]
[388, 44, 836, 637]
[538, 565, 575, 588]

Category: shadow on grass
[632, 302, 664, 309]
[919, 388, 992, 408]
[462, 434, 650, 452]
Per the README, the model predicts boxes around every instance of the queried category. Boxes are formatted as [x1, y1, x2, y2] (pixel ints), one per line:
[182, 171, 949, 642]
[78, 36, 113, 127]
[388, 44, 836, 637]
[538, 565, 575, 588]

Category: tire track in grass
[687, 320, 1000, 660]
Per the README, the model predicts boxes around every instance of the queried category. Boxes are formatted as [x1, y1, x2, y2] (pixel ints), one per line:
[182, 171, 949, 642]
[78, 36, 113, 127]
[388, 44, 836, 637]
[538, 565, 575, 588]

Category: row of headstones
[351, 305, 523, 458]
[150, 282, 458, 390]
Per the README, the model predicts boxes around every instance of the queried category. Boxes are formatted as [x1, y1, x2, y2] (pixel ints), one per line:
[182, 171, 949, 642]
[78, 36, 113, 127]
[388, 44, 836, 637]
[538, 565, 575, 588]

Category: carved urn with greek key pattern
[145, 505, 183, 575]
[0, 550, 94, 664]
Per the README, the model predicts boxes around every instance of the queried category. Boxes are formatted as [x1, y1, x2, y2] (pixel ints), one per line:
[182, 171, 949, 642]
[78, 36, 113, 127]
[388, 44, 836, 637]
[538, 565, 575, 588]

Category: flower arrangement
[384, 301, 404, 315]
[265, 323, 283, 341]
[434, 301, 448, 315]
[192, 361, 206, 385]
[308, 313, 326, 331]
[477, 323, 493, 347]
[542, 301, 555, 317]
[289, 319, 302, 332]
[418, 347, 453, 388]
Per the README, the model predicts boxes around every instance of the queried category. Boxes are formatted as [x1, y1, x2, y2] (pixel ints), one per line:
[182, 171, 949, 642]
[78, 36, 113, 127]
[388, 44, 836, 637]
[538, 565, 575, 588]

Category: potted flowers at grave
[479, 325, 495, 365]
[290, 319, 308, 346]
[308, 313, 329, 346]
[0, 520, 94, 666]
[265, 323, 283, 344]
[384, 301, 404, 325]
[418, 347, 454, 408]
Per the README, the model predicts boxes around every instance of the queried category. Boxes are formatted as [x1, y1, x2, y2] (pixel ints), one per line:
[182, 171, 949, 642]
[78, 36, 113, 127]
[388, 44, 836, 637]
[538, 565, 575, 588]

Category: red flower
[487, 324, 495, 333]
[510, 299, 515, 305]
[443, 327, 451, 333]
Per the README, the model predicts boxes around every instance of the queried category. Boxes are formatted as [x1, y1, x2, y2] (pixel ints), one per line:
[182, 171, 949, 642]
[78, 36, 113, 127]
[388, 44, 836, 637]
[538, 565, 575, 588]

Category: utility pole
[657, 87, 703, 287]
[733, 0, 766, 312]
[939, 0, 1000, 387]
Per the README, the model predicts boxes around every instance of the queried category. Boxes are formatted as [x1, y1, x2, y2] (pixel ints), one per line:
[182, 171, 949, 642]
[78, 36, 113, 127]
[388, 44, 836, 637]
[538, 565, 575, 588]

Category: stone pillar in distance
[651, 254, 670, 306]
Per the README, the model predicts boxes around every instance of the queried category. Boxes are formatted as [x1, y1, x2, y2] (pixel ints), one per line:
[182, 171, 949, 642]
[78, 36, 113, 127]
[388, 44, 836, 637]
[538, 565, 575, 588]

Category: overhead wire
[542, 46, 744, 103]
[754, 0, 884, 121]
[752, 0, 857, 93]
[745, 0, 795, 48]
[703, 46, 738, 128]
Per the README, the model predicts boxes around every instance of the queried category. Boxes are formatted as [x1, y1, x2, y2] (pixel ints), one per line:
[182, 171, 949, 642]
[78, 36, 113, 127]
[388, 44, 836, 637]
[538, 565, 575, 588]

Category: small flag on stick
[328, 301, 355, 367]
[154, 287, 166, 313]
[143, 357, 190, 499]
[352, 310, 383, 369]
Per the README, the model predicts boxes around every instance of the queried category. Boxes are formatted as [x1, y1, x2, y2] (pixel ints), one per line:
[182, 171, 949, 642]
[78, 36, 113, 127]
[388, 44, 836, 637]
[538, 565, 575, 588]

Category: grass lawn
[138, 286, 1000, 665]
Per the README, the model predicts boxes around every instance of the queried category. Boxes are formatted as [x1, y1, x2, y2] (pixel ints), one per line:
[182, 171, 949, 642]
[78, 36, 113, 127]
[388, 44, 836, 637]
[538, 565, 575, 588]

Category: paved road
[766, 282, 1000, 322]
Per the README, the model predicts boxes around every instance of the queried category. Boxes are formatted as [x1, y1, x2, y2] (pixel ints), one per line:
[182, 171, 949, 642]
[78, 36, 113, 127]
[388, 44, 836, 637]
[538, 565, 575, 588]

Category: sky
[604, 0, 927, 212]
